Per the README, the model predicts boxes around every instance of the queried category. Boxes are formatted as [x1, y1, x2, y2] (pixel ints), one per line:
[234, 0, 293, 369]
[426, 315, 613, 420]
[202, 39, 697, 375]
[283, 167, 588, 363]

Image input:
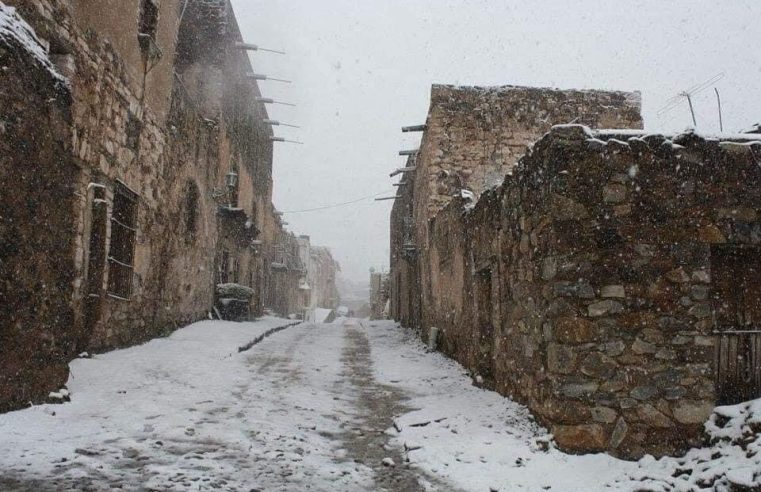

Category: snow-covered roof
[0, 4, 66, 83]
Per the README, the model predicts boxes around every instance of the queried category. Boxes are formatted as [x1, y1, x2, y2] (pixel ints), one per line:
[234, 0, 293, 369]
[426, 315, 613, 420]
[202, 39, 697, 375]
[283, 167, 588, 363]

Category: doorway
[711, 245, 761, 404]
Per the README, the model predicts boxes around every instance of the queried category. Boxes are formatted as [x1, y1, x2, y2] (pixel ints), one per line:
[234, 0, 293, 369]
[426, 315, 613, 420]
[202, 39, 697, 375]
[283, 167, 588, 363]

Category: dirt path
[334, 319, 461, 492]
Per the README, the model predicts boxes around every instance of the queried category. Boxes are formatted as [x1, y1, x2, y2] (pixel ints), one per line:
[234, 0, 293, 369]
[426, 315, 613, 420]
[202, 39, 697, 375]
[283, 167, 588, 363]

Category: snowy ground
[0, 318, 758, 491]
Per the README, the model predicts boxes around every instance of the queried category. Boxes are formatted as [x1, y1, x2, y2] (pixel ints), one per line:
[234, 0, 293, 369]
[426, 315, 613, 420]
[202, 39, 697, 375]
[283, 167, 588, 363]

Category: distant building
[369, 269, 389, 320]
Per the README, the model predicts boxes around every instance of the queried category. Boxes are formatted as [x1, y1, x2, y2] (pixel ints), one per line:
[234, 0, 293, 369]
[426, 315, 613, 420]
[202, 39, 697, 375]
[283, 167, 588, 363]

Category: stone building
[306, 244, 340, 315]
[391, 84, 759, 458]
[0, 0, 320, 412]
[263, 232, 339, 320]
[391, 84, 643, 332]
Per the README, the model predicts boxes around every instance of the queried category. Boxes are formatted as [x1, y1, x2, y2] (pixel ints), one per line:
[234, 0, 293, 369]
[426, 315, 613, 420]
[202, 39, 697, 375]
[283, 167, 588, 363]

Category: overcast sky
[230, 0, 761, 283]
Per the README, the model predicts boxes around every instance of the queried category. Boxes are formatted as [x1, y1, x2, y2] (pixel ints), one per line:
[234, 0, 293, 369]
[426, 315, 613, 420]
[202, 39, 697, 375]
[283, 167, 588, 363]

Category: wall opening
[184, 181, 199, 242]
[475, 266, 495, 381]
[107, 182, 138, 299]
[84, 186, 108, 334]
[711, 245, 761, 405]
[138, 0, 159, 44]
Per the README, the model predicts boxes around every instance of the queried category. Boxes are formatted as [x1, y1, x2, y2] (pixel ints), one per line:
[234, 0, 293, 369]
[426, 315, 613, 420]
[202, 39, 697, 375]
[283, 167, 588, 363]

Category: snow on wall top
[0, 3, 66, 83]
[430, 83, 641, 101]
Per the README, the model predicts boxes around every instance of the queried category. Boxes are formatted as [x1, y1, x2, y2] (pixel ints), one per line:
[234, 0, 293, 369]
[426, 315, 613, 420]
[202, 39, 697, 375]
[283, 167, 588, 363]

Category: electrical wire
[280, 189, 396, 214]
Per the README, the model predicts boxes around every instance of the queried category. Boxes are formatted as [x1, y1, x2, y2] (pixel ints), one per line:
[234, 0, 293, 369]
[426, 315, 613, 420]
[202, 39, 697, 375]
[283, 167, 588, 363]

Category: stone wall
[0, 5, 77, 411]
[420, 125, 761, 458]
[0, 0, 288, 410]
[393, 83, 643, 346]
[389, 156, 420, 328]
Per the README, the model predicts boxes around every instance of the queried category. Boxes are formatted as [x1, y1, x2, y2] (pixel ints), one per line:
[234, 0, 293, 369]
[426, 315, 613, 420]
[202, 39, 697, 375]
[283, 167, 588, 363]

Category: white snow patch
[0, 3, 66, 82]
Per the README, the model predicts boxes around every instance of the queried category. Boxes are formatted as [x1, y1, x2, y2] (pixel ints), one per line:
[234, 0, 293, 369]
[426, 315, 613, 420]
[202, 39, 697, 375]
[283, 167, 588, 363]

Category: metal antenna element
[374, 196, 402, 201]
[270, 136, 303, 144]
[398, 149, 419, 156]
[247, 73, 292, 84]
[256, 97, 296, 107]
[234, 42, 286, 55]
[682, 92, 697, 127]
[263, 119, 300, 129]
[715, 88, 724, 132]
[657, 72, 726, 127]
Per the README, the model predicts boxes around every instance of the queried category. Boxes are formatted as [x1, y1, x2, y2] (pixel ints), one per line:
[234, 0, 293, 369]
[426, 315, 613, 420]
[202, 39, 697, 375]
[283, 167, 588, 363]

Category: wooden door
[712, 246, 761, 405]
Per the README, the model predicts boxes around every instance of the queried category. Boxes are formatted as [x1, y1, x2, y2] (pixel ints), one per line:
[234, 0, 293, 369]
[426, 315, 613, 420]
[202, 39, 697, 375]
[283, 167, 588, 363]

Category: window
[138, 0, 159, 42]
[126, 112, 142, 151]
[107, 182, 138, 299]
[138, 0, 161, 60]
[184, 181, 199, 242]
[216, 251, 230, 284]
[232, 258, 240, 284]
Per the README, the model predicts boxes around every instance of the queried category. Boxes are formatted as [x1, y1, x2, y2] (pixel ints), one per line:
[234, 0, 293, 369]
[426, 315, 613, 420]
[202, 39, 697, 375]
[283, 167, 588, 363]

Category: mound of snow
[611, 398, 761, 491]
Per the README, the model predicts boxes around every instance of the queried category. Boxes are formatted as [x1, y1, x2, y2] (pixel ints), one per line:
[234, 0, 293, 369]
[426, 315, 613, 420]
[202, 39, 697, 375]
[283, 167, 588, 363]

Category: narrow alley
[0, 318, 640, 492]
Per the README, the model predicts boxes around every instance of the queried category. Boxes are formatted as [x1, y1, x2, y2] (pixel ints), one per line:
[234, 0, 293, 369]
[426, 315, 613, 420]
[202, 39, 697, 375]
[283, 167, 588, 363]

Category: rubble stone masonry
[405, 123, 761, 458]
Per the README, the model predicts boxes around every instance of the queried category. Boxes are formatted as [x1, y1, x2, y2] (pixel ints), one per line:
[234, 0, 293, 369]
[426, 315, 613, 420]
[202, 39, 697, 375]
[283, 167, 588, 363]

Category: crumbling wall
[425, 125, 761, 458]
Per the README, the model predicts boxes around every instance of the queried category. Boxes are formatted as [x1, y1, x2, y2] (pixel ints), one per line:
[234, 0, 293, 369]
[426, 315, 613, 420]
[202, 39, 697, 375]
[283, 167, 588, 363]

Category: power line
[280, 189, 395, 214]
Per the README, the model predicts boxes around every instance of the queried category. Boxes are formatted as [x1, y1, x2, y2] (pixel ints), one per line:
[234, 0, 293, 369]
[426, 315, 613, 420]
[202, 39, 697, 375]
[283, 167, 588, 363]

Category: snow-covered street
[0, 317, 635, 491]
[1, 317, 760, 491]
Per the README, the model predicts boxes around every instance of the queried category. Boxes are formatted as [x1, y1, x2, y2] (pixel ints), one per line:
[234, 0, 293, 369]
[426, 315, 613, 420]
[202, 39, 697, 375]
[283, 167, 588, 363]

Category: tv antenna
[657, 72, 725, 128]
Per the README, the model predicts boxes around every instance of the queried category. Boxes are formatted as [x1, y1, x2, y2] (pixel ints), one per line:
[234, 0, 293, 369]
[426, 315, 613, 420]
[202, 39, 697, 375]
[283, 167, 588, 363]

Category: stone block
[609, 417, 628, 449]
[555, 317, 601, 344]
[552, 424, 607, 452]
[672, 400, 713, 424]
[687, 303, 711, 319]
[588, 300, 624, 317]
[550, 193, 589, 221]
[561, 382, 599, 399]
[690, 285, 709, 301]
[697, 224, 726, 243]
[603, 183, 627, 203]
[547, 343, 576, 374]
[591, 406, 618, 424]
[636, 404, 673, 428]
[631, 339, 657, 354]
[630, 386, 658, 400]
[580, 352, 619, 379]
[541, 256, 557, 280]
[662, 387, 687, 400]
[603, 340, 626, 357]
[665, 267, 690, 283]
[691, 270, 710, 283]
[601, 285, 626, 298]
